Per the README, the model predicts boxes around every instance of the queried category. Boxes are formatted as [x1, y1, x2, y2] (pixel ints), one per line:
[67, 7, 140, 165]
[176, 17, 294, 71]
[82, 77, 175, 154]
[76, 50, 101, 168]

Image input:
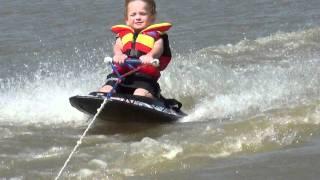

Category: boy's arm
[140, 38, 164, 64]
[149, 38, 164, 59]
[113, 38, 127, 64]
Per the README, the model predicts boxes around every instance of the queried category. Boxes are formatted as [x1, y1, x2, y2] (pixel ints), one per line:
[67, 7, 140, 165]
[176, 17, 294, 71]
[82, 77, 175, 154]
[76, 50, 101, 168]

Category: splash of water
[165, 28, 320, 123]
[0, 49, 109, 125]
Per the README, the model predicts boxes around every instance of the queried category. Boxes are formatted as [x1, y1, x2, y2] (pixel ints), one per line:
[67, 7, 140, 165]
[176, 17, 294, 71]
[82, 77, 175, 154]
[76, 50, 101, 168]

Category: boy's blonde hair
[124, 0, 157, 18]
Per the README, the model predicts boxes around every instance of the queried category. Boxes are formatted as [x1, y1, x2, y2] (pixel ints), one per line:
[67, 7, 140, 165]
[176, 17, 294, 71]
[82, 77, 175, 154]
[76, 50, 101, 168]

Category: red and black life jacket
[111, 22, 172, 79]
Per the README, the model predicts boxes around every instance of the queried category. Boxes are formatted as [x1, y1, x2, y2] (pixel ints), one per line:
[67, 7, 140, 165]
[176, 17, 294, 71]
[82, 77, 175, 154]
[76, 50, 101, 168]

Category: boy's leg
[99, 85, 113, 93]
[134, 88, 154, 98]
[99, 73, 118, 93]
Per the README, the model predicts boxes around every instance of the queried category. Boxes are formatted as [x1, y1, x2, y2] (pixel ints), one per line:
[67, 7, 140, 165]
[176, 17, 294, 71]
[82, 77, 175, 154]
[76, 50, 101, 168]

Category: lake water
[0, 0, 320, 179]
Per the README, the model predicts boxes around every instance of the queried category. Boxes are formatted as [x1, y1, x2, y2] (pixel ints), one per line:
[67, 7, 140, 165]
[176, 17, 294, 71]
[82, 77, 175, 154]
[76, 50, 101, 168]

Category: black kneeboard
[69, 92, 187, 123]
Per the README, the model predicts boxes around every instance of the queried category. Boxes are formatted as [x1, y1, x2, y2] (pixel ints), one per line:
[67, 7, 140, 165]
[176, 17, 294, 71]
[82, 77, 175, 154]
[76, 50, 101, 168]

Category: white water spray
[55, 98, 108, 180]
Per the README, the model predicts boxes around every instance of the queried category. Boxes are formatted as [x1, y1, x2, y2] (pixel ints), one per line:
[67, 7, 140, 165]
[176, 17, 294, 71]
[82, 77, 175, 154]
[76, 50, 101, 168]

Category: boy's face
[126, 1, 155, 31]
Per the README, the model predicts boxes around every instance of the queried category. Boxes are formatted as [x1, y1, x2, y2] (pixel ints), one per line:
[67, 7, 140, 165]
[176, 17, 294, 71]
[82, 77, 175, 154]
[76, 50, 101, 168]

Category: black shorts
[104, 73, 160, 97]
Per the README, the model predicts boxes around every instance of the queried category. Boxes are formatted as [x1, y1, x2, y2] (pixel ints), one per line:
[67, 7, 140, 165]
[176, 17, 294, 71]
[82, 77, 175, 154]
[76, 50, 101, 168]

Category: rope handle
[104, 56, 159, 67]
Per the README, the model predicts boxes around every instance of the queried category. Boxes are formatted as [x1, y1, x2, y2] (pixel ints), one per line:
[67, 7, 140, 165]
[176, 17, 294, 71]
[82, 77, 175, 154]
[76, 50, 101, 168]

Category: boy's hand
[139, 55, 154, 65]
[113, 54, 127, 64]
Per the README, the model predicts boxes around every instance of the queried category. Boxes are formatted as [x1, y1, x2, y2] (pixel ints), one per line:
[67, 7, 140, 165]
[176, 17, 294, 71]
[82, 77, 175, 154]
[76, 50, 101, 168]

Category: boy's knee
[134, 88, 153, 98]
[99, 85, 113, 93]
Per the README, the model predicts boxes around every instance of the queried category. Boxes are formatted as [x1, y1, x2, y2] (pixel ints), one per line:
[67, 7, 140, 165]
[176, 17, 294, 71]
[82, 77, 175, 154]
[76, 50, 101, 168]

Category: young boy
[99, 0, 172, 99]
